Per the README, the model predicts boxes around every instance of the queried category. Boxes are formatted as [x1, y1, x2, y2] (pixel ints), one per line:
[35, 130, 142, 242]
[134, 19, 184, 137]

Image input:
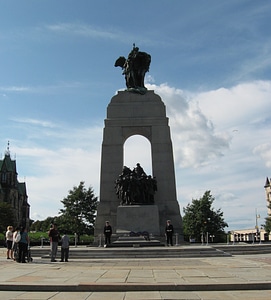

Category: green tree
[182, 191, 228, 242]
[59, 182, 98, 237]
[264, 217, 271, 234]
[30, 217, 57, 232]
[264, 202, 271, 234]
[0, 202, 15, 233]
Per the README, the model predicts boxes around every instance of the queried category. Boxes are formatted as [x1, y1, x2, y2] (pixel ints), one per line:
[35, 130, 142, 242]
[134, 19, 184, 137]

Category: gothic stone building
[0, 148, 30, 228]
[264, 177, 271, 216]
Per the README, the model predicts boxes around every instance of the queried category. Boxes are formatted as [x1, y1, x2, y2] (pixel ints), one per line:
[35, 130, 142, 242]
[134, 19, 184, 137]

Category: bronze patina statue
[115, 44, 151, 94]
[115, 163, 157, 205]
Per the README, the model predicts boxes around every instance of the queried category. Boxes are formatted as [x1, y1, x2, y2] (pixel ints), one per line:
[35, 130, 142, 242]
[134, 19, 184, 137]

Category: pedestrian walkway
[1, 247, 271, 299]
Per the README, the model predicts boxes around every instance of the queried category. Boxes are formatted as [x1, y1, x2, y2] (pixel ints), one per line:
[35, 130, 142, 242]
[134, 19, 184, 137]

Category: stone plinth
[116, 205, 160, 235]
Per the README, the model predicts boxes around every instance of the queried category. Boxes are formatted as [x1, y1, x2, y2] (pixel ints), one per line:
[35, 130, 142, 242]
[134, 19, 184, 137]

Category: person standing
[18, 226, 29, 263]
[12, 226, 21, 261]
[60, 232, 69, 262]
[103, 221, 112, 247]
[165, 220, 174, 246]
[5, 226, 13, 260]
[48, 223, 60, 262]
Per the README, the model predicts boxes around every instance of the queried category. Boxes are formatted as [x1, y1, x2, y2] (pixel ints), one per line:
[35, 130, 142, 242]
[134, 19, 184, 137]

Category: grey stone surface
[116, 205, 159, 235]
[95, 91, 183, 238]
[1, 248, 271, 299]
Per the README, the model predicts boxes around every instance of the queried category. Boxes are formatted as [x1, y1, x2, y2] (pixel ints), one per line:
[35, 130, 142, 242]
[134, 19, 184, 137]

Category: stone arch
[122, 127, 152, 143]
[124, 134, 152, 175]
[95, 91, 183, 239]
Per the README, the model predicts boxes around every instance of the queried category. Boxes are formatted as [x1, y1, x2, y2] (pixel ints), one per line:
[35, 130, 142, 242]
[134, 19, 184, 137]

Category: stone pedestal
[116, 205, 160, 235]
[95, 91, 183, 239]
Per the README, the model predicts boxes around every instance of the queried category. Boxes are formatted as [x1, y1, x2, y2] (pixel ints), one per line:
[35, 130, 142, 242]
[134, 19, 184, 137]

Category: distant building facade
[230, 177, 271, 242]
[0, 145, 30, 228]
[264, 177, 271, 215]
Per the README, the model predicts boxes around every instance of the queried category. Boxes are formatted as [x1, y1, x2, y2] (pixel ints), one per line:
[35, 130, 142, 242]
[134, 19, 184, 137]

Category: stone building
[264, 177, 271, 215]
[0, 145, 30, 228]
[230, 177, 271, 242]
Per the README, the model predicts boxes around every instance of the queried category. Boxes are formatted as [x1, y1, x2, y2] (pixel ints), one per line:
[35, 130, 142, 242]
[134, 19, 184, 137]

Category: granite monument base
[116, 205, 160, 235]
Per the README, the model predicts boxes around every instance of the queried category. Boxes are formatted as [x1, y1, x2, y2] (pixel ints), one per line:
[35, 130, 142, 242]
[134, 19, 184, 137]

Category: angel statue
[115, 44, 151, 94]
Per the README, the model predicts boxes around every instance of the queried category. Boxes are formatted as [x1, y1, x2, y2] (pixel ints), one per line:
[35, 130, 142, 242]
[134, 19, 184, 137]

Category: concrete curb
[1, 282, 271, 292]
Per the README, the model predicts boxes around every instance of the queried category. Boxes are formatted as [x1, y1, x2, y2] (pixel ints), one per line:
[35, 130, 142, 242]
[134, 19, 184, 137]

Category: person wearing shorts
[5, 226, 13, 259]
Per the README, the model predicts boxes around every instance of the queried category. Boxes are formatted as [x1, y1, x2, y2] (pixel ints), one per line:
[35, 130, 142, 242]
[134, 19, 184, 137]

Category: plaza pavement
[1, 245, 271, 299]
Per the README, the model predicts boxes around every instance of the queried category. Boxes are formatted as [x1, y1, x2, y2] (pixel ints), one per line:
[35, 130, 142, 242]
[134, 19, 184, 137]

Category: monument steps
[110, 235, 164, 247]
[30, 245, 231, 259]
[214, 243, 271, 255]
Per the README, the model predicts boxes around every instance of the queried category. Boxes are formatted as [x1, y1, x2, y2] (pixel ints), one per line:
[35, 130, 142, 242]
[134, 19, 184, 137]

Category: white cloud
[11, 118, 56, 128]
[9, 122, 102, 220]
[0, 81, 86, 96]
[146, 81, 270, 230]
[24, 146, 101, 220]
[0, 86, 31, 92]
[146, 83, 231, 168]
[193, 81, 271, 130]
[43, 22, 158, 47]
[46, 23, 119, 40]
[254, 143, 271, 168]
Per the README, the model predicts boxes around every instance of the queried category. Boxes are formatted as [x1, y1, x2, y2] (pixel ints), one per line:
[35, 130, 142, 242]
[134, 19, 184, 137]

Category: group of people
[5, 225, 29, 263]
[5, 220, 174, 261]
[5, 223, 70, 263]
[48, 223, 70, 262]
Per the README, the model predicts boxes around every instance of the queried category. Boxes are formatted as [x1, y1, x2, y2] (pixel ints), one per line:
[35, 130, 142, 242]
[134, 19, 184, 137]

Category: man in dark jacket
[165, 220, 174, 246]
[48, 223, 60, 262]
[103, 221, 112, 247]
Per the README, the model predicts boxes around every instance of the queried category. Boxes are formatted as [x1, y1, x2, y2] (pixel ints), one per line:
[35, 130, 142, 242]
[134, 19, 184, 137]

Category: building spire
[264, 177, 270, 188]
[5, 140, 10, 156]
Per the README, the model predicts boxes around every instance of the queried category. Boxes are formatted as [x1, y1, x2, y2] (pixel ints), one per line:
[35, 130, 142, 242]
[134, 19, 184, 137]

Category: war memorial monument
[94, 45, 183, 243]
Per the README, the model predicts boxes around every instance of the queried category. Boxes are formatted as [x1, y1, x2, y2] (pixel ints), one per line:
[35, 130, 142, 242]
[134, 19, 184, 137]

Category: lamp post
[98, 234, 102, 247]
[40, 236, 44, 248]
[209, 234, 215, 243]
[74, 233, 78, 247]
[175, 233, 179, 246]
[255, 209, 261, 243]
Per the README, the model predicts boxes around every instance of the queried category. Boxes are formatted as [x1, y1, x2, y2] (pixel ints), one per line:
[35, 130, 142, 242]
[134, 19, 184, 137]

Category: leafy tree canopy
[30, 217, 57, 233]
[264, 202, 271, 233]
[59, 181, 98, 236]
[30, 182, 98, 237]
[182, 191, 228, 242]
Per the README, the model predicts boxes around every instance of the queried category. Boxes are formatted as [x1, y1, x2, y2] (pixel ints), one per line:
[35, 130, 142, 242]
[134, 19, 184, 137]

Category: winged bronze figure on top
[115, 44, 151, 94]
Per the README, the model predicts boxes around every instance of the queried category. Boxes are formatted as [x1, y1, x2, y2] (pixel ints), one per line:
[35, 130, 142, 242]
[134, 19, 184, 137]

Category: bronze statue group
[115, 163, 157, 205]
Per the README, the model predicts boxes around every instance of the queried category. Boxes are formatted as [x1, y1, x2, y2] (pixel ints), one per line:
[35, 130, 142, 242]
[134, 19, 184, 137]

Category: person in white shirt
[60, 232, 69, 262]
[5, 226, 13, 259]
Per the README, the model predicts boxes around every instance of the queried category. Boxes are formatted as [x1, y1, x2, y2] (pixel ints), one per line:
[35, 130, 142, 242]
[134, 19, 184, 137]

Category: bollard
[175, 233, 179, 246]
[74, 233, 78, 247]
[98, 234, 102, 247]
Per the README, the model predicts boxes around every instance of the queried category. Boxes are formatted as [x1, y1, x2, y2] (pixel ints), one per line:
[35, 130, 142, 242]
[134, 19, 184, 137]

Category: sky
[1, 0, 271, 232]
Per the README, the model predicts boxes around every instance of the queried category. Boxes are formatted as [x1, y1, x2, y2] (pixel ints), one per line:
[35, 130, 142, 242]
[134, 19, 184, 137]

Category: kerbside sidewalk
[1, 246, 271, 299]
